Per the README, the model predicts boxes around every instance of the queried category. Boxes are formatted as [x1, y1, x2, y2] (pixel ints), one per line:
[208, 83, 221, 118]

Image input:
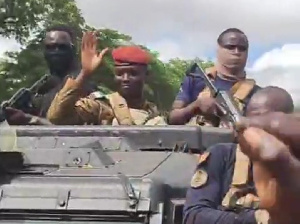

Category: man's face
[115, 65, 147, 97]
[44, 31, 72, 51]
[246, 94, 272, 117]
[44, 31, 74, 75]
[114, 65, 147, 98]
[217, 32, 248, 74]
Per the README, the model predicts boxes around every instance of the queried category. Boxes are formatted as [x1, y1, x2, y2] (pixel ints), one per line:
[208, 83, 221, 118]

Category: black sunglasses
[45, 43, 74, 51]
[223, 44, 247, 52]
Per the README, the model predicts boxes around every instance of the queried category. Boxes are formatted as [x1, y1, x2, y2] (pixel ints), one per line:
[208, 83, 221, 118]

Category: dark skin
[236, 89, 300, 224]
[239, 112, 300, 159]
[168, 31, 249, 125]
[238, 114, 300, 224]
[4, 107, 51, 125]
[4, 107, 32, 125]
[245, 88, 293, 117]
[209, 89, 297, 223]
[216, 32, 248, 76]
[114, 65, 147, 108]
[44, 30, 75, 76]
[44, 31, 72, 52]
[219, 88, 276, 129]
[77, 32, 148, 109]
[3, 31, 75, 125]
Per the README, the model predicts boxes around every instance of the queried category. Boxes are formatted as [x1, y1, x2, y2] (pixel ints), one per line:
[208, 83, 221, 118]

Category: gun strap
[106, 92, 135, 125]
[194, 67, 257, 126]
[198, 78, 256, 106]
[221, 145, 256, 209]
[201, 66, 255, 101]
[197, 66, 216, 99]
[188, 65, 217, 103]
[232, 79, 256, 103]
[232, 145, 250, 185]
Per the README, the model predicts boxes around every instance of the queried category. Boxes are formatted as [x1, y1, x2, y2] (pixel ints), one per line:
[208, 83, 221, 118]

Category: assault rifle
[190, 63, 242, 127]
[1, 74, 51, 115]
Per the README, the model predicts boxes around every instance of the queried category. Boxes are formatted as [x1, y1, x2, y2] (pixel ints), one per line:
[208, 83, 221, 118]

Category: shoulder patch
[198, 152, 210, 164]
[191, 169, 208, 188]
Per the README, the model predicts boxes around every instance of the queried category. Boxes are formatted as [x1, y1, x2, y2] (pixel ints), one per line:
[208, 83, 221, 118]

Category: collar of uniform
[120, 94, 149, 111]
[217, 73, 245, 82]
[129, 98, 156, 113]
[215, 63, 246, 82]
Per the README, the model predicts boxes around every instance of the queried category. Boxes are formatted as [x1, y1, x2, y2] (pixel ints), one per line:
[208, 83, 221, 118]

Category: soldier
[238, 111, 300, 224]
[183, 86, 294, 224]
[168, 28, 261, 126]
[47, 31, 166, 125]
[4, 25, 96, 125]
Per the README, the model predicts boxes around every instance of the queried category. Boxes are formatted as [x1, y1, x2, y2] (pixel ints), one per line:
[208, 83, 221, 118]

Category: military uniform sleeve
[175, 76, 193, 104]
[47, 78, 113, 125]
[183, 144, 258, 224]
[175, 76, 206, 105]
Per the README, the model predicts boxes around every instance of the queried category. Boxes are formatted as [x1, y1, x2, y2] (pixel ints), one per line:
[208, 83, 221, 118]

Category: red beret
[112, 46, 151, 66]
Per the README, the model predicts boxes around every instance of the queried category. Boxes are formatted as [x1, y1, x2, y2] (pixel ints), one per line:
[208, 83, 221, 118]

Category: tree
[0, 0, 86, 99]
[0, 0, 215, 111]
[0, 0, 85, 45]
[145, 57, 214, 110]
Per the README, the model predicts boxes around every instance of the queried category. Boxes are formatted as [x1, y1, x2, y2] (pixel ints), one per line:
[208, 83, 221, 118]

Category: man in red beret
[47, 32, 166, 125]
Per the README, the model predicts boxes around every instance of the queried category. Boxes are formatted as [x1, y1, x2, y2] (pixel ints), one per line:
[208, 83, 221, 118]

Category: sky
[1, 0, 300, 104]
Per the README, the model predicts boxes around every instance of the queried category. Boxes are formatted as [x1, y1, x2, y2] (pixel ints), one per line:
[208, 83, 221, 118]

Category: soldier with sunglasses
[168, 28, 261, 126]
[4, 25, 96, 125]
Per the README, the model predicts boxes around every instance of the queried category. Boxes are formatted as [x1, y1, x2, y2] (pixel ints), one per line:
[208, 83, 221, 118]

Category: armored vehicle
[0, 125, 234, 224]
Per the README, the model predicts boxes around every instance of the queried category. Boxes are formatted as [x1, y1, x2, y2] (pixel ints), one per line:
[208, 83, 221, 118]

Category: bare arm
[238, 113, 300, 224]
[48, 31, 109, 125]
[168, 75, 219, 125]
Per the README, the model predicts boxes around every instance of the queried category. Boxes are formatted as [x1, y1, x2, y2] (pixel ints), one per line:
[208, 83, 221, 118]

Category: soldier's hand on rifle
[195, 96, 224, 117]
[4, 107, 32, 125]
[238, 112, 300, 224]
[80, 31, 109, 78]
[219, 120, 233, 129]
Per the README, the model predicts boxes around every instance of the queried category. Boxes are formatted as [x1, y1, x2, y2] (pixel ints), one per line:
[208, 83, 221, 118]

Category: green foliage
[0, 0, 215, 111]
[0, 0, 86, 99]
[0, 0, 85, 45]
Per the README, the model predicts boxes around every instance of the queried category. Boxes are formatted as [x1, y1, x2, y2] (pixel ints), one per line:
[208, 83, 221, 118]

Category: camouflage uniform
[33, 70, 95, 118]
[47, 78, 166, 126]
